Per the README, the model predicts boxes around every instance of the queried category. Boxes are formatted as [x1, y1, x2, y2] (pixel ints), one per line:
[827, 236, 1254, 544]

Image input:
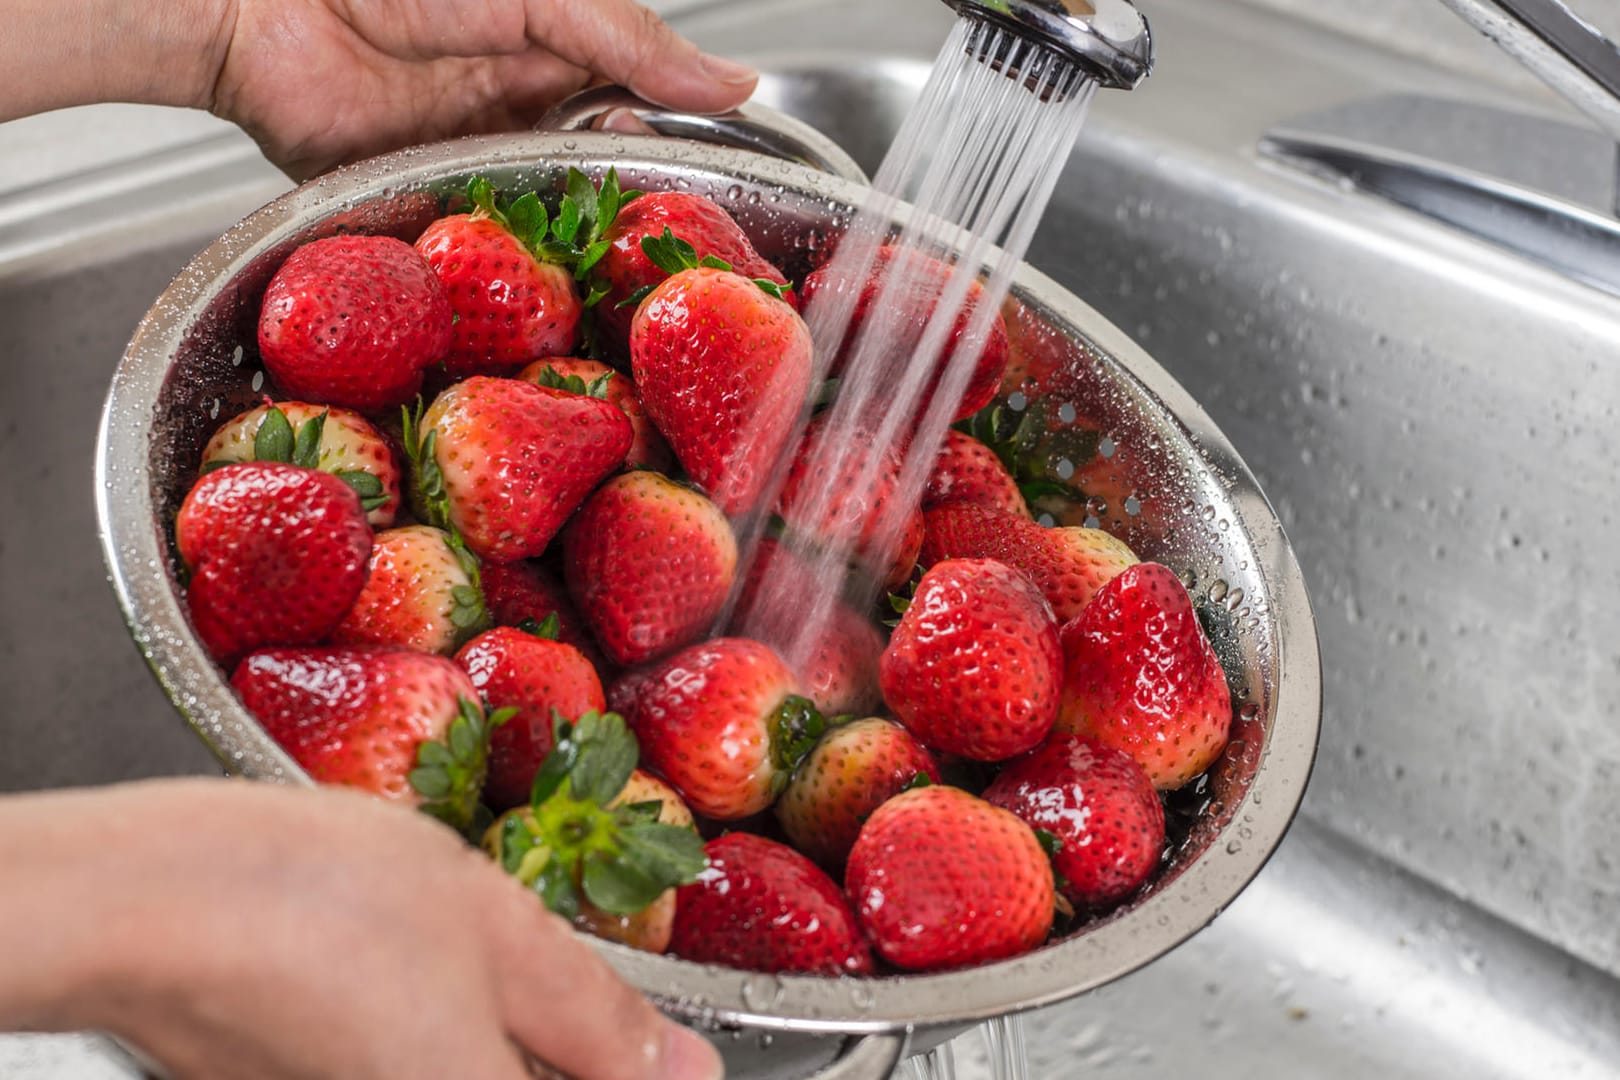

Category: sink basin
[2, 0, 1618, 1075]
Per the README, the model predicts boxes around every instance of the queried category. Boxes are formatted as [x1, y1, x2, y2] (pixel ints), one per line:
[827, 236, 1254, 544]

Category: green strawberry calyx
[410, 696, 516, 834]
[618, 227, 789, 309]
[466, 169, 627, 307]
[443, 528, 491, 644]
[957, 398, 1103, 513]
[517, 612, 562, 640]
[531, 364, 613, 401]
[201, 404, 387, 512]
[495, 710, 706, 917]
[767, 694, 826, 796]
[399, 400, 490, 644]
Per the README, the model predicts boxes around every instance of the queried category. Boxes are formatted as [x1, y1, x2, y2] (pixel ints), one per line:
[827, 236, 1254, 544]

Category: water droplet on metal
[740, 974, 784, 1011]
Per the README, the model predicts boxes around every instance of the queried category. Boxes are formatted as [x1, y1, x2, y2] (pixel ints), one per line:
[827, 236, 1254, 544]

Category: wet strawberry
[330, 525, 487, 655]
[984, 734, 1165, 908]
[846, 785, 1054, 971]
[612, 769, 696, 830]
[801, 244, 1008, 423]
[920, 502, 1138, 622]
[774, 717, 941, 870]
[924, 429, 1030, 519]
[478, 559, 609, 673]
[1056, 563, 1231, 790]
[200, 402, 401, 527]
[880, 558, 1062, 762]
[455, 625, 606, 812]
[563, 471, 737, 667]
[592, 192, 792, 358]
[517, 357, 674, 473]
[631, 262, 812, 516]
[406, 376, 631, 563]
[176, 462, 371, 666]
[257, 235, 451, 411]
[232, 645, 499, 831]
[608, 638, 821, 820]
[670, 833, 873, 975]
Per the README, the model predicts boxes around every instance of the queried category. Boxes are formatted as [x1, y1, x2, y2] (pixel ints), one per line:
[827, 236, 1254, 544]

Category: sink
[3, 0, 1619, 1075]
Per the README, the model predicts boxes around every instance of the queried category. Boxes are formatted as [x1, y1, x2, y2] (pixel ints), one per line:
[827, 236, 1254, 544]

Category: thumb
[525, 0, 758, 113]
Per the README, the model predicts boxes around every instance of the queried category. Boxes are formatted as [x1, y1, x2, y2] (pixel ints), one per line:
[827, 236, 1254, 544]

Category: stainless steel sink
[4, 0, 1620, 1075]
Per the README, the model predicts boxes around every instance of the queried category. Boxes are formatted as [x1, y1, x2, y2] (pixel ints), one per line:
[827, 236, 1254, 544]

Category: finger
[522, 0, 757, 113]
[484, 884, 722, 1080]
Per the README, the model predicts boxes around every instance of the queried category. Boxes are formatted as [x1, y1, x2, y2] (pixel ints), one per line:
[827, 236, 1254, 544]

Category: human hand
[0, 779, 722, 1080]
[208, 0, 759, 179]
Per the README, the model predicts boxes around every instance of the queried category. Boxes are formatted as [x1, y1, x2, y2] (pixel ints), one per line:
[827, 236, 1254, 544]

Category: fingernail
[700, 52, 760, 86]
[662, 1023, 724, 1080]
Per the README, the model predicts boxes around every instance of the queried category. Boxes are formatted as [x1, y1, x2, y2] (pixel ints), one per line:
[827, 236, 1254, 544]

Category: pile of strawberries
[175, 169, 1233, 977]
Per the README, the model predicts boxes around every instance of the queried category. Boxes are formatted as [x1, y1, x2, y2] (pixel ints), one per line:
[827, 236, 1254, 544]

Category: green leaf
[449, 712, 479, 762]
[467, 176, 499, 217]
[1034, 828, 1064, 859]
[554, 195, 582, 246]
[618, 799, 665, 824]
[615, 283, 657, 310]
[488, 706, 518, 729]
[768, 695, 825, 776]
[538, 239, 582, 264]
[408, 765, 452, 800]
[619, 822, 706, 883]
[595, 169, 622, 239]
[498, 813, 537, 875]
[640, 227, 700, 275]
[581, 852, 664, 916]
[699, 253, 733, 271]
[334, 469, 383, 497]
[529, 718, 578, 807]
[569, 711, 639, 806]
[417, 740, 452, 768]
[620, 188, 645, 204]
[888, 593, 912, 616]
[532, 365, 589, 396]
[518, 612, 561, 640]
[566, 167, 599, 237]
[753, 278, 788, 300]
[199, 459, 234, 474]
[292, 411, 326, 469]
[575, 238, 612, 280]
[583, 281, 611, 309]
[584, 371, 613, 400]
[903, 772, 933, 791]
[254, 406, 294, 463]
[506, 192, 548, 250]
[536, 857, 582, 919]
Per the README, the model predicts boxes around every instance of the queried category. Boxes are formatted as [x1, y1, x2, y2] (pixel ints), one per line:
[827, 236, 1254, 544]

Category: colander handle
[537, 85, 869, 185]
[807, 1032, 909, 1079]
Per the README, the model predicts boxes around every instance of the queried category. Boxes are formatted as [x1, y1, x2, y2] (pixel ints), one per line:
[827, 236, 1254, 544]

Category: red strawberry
[455, 625, 606, 812]
[257, 235, 451, 412]
[593, 192, 792, 358]
[774, 416, 926, 591]
[774, 717, 941, 870]
[407, 376, 632, 563]
[984, 734, 1165, 908]
[801, 244, 1008, 423]
[669, 833, 873, 975]
[483, 711, 706, 952]
[330, 525, 487, 655]
[608, 638, 821, 820]
[414, 179, 583, 376]
[924, 429, 1030, 519]
[734, 539, 884, 717]
[631, 266, 813, 516]
[846, 785, 1054, 971]
[201, 402, 402, 527]
[1055, 563, 1232, 790]
[232, 645, 497, 830]
[517, 357, 674, 473]
[920, 503, 1138, 622]
[563, 471, 737, 667]
[880, 558, 1062, 762]
[176, 462, 371, 666]
[478, 559, 608, 672]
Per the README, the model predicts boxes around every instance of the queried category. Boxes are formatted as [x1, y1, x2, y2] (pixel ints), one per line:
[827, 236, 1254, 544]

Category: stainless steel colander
[96, 121, 1319, 1079]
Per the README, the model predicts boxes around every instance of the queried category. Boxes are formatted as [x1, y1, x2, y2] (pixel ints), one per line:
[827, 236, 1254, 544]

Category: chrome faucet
[1438, 0, 1620, 213]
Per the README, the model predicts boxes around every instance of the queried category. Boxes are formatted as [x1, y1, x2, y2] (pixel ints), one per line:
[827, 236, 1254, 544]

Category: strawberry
[801, 244, 1008, 424]
[734, 539, 884, 717]
[454, 624, 606, 812]
[774, 717, 941, 870]
[1055, 563, 1232, 790]
[201, 402, 401, 527]
[924, 429, 1030, 519]
[845, 784, 1054, 971]
[592, 192, 792, 358]
[669, 833, 873, 975]
[563, 471, 737, 667]
[774, 416, 926, 591]
[920, 503, 1138, 622]
[176, 462, 371, 666]
[414, 178, 595, 376]
[880, 558, 1062, 762]
[608, 638, 822, 820]
[984, 734, 1165, 908]
[478, 559, 608, 673]
[330, 525, 487, 655]
[630, 261, 812, 516]
[517, 357, 674, 473]
[613, 769, 696, 829]
[232, 645, 503, 831]
[257, 235, 451, 412]
[405, 375, 632, 563]
[484, 711, 706, 952]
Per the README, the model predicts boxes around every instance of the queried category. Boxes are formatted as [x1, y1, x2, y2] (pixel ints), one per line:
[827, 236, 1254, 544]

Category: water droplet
[250, 370, 265, 392]
[849, 981, 875, 1011]
[756, 1032, 774, 1050]
[740, 974, 784, 1011]
[1239, 702, 1260, 721]
[1085, 495, 1108, 516]
[1226, 839, 1243, 854]
[726, 184, 744, 201]
[1208, 579, 1229, 603]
